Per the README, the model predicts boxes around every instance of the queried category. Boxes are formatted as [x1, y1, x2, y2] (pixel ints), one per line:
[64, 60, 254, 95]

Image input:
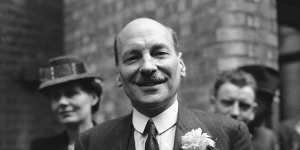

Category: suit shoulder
[192, 109, 242, 127]
[190, 110, 252, 150]
[81, 114, 131, 138]
[77, 114, 132, 149]
[191, 110, 250, 138]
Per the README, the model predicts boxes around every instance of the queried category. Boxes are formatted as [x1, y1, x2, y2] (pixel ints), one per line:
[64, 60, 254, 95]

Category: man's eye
[220, 99, 235, 106]
[151, 45, 169, 57]
[151, 49, 169, 58]
[124, 55, 139, 63]
[152, 51, 168, 56]
[239, 102, 252, 111]
[122, 50, 141, 64]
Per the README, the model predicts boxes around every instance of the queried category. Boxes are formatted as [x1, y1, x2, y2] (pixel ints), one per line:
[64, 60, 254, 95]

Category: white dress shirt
[132, 100, 178, 150]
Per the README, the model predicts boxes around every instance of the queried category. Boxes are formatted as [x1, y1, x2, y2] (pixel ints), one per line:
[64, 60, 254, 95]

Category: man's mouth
[135, 78, 167, 86]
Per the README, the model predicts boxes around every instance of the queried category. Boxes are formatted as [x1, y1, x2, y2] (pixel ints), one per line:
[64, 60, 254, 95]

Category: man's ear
[178, 52, 186, 77]
[116, 74, 123, 87]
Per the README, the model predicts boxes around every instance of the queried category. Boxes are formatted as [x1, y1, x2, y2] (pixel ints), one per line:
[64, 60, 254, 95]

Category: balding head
[114, 18, 178, 65]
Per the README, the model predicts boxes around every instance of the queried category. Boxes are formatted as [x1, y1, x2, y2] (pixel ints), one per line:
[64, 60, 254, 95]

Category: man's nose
[230, 102, 240, 119]
[140, 56, 157, 76]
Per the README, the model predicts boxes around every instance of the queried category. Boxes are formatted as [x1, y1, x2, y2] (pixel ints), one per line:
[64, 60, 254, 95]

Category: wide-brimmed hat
[38, 56, 102, 90]
[238, 65, 279, 95]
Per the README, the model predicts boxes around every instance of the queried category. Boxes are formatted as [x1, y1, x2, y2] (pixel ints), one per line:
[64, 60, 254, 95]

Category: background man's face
[214, 82, 256, 124]
[117, 19, 185, 109]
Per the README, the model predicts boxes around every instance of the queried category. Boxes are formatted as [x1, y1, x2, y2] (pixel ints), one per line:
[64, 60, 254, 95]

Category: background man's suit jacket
[75, 105, 253, 150]
[279, 118, 300, 150]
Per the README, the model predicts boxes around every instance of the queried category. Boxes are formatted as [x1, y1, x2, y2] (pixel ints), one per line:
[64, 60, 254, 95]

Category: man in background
[239, 65, 280, 150]
[210, 69, 257, 126]
[210, 67, 279, 150]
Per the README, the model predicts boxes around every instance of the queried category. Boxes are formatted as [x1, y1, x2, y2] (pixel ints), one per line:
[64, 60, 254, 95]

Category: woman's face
[47, 83, 98, 125]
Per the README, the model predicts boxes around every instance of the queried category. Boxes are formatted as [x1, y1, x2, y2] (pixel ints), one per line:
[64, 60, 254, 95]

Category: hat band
[40, 63, 86, 82]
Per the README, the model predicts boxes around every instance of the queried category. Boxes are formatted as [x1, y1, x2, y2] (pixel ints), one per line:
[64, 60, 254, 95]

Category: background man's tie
[143, 120, 159, 150]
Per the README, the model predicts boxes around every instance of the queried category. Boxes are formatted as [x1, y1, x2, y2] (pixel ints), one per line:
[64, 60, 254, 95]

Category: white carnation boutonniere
[181, 128, 216, 150]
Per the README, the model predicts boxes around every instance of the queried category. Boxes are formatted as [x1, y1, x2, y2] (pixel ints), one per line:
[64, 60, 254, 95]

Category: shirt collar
[132, 100, 178, 134]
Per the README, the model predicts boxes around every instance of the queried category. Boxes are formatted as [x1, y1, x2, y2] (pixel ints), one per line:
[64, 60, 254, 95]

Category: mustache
[133, 72, 167, 86]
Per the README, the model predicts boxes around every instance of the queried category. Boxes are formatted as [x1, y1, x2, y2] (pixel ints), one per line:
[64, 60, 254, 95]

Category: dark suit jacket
[279, 118, 300, 150]
[75, 105, 253, 150]
[30, 132, 69, 150]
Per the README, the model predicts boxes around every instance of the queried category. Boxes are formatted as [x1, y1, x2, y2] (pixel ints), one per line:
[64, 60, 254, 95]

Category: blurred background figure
[238, 65, 280, 150]
[30, 56, 102, 150]
[210, 69, 257, 125]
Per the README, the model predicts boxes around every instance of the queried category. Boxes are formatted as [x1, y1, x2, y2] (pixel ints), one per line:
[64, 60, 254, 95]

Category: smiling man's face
[116, 18, 185, 116]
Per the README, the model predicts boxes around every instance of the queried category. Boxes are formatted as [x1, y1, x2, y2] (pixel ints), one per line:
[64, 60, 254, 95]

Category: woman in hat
[30, 56, 103, 150]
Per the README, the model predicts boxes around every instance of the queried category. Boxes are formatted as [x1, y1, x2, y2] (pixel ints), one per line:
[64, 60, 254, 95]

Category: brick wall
[0, 0, 63, 150]
[64, 0, 278, 120]
[215, 0, 278, 70]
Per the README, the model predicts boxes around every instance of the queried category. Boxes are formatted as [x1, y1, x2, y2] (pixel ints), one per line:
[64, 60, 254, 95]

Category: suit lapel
[127, 128, 135, 150]
[173, 105, 212, 150]
[115, 113, 136, 150]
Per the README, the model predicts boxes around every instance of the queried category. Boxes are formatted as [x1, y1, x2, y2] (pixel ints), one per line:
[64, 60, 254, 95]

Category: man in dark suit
[210, 69, 258, 126]
[238, 65, 280, 150]
[210, 69, 279, 150]
[75, 18, 253, 150]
